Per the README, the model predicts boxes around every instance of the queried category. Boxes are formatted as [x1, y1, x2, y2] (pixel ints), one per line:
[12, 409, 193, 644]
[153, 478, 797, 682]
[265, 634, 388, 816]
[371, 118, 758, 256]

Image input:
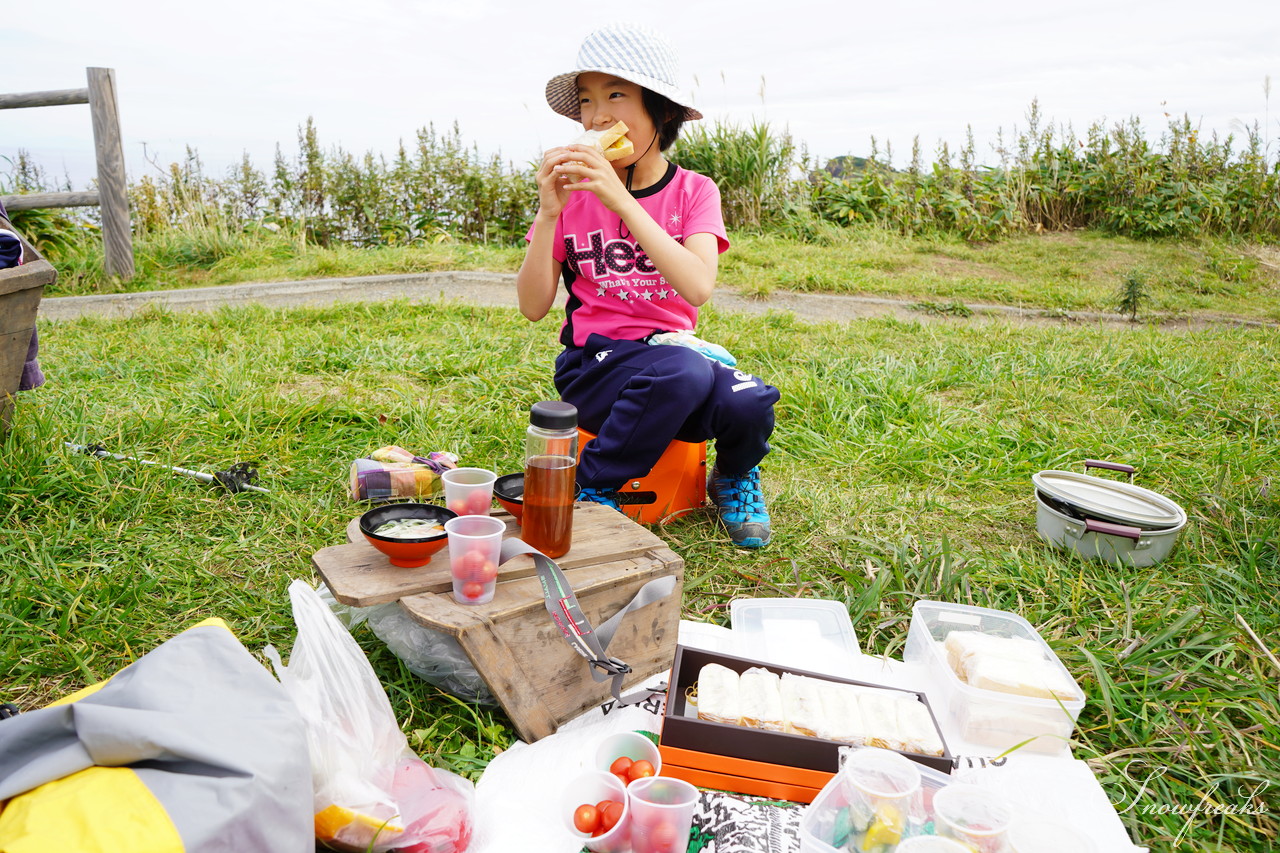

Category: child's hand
[551, 145, 631, 212]
[535, 147, 574, 218]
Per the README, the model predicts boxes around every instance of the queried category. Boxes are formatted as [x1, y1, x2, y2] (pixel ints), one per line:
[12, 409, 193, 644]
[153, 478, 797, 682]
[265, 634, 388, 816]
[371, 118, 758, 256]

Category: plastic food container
[730, 598, 860, 672]
[903, 601, 1085, 756]
[800, 747, 954, 853]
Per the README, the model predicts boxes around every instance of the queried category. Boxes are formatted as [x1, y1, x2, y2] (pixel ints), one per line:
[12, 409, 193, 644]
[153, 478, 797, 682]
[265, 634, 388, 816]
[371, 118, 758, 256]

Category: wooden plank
[400, 551, 683, 742]
[86, 68, 134, 280]
[0, 287, 40, 337]
[1, 192, 100, 212]
[0, 88, 89, 110]
[316, 503, 669, 607]
[447, 613, 561, 742]
[399, 551, 679, 627]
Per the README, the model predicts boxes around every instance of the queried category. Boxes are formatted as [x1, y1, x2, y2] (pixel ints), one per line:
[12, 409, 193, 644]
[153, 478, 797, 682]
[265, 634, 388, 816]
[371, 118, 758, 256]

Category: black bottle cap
[530, 400, 577, 430]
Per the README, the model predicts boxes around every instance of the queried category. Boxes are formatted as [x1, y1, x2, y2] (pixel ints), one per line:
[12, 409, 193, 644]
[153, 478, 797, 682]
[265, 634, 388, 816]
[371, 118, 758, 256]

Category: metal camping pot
[1032, 460, 1187, 567]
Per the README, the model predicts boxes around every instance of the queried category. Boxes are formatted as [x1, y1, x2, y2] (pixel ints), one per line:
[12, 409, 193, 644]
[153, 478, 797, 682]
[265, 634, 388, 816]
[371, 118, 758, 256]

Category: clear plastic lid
[730, 598, 860, 670]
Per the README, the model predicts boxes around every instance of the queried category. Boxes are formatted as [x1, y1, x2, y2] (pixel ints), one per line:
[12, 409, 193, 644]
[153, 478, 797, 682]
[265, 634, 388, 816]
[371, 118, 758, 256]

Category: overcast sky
[3, 0, 1276, 189]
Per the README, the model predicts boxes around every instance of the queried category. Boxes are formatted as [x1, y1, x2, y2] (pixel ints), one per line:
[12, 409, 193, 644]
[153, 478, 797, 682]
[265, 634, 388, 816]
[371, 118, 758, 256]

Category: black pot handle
[1084, 518, 1143, 541]
[1084, 459, 1137, 481]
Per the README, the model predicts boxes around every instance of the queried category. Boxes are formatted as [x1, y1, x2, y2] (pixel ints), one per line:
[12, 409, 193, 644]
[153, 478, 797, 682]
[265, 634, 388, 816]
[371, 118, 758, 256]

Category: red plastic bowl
[493, 473, 525, 523]
[360, 503, 456, 568]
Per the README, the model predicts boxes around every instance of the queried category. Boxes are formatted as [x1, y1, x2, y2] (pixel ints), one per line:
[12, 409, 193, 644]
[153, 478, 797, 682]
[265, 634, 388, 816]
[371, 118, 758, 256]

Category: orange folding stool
[577, 428, 707, 524]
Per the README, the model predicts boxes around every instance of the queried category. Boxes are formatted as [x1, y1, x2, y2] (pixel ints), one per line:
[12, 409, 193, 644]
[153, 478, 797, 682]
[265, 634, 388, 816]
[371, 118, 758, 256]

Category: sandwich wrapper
[470, 613, 1146, 853]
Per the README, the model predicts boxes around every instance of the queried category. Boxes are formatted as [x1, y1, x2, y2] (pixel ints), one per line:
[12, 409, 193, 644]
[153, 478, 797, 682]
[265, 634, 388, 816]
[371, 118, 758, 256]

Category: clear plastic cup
[1006, 817, 1099, 853]
[932, 784, 1013, 853]
[445, 514, 504, 605]
[595, 731, 663, 785]
[560, 771, 630, 853]
[442, 467, 497, 517]
[627, 776, 697, 853]
[839, 747, 926, 849]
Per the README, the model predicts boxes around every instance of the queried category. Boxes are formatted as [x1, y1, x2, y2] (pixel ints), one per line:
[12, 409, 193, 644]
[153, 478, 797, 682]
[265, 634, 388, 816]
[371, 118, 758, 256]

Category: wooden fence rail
[0, 68, 134, 279]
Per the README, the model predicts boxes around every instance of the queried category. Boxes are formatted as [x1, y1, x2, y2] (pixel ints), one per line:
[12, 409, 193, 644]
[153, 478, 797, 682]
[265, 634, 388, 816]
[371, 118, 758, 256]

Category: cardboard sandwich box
[659, 646, 953, 804]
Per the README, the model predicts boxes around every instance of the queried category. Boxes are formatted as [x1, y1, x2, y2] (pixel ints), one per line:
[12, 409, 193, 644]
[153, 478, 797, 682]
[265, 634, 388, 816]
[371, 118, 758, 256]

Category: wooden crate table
[313, 503, 684, 742]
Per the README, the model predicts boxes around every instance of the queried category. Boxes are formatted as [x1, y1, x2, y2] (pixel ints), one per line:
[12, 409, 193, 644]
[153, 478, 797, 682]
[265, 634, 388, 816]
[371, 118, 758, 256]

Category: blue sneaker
[578, 487, 622, 512]
[707, 466, 771, 548]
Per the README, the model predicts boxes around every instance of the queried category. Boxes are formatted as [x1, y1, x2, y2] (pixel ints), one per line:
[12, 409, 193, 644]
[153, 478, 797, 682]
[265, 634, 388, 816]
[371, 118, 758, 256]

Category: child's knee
[649, 347, 716, 393]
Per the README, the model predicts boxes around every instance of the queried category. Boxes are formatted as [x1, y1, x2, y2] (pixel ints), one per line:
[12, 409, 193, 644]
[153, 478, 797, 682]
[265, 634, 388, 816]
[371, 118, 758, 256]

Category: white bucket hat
[545, 23, 703, 122]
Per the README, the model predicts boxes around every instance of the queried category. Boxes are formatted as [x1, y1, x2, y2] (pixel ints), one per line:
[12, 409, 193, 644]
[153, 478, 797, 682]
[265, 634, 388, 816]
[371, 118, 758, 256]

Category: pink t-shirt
[527, 164, 729, 348]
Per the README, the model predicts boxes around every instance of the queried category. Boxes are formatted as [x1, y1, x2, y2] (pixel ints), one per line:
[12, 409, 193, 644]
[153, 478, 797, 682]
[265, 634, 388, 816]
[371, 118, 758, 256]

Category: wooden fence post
[86, 67, 134, 280]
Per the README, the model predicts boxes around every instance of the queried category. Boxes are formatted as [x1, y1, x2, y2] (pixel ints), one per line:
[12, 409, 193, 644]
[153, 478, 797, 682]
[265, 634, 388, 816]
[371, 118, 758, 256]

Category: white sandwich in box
[695, 662, 741, 725]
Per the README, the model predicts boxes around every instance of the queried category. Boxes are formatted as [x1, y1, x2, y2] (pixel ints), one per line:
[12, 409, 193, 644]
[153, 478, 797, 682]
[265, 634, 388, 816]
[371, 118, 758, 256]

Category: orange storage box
[577, 428, 706, 524]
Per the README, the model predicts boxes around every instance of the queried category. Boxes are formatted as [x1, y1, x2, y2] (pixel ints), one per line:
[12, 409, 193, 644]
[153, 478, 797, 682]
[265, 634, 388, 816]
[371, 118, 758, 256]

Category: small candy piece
[861, 804, 904, 851]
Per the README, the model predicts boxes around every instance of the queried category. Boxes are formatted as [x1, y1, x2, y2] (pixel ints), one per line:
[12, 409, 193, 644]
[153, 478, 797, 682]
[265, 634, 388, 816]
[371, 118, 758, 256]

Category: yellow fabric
[0, 767, 184, 853]
[0, 618, 234, 851]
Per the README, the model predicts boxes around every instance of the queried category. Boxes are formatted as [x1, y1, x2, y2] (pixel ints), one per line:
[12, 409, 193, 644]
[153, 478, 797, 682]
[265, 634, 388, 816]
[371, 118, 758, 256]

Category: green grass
[44, 227, 1280, 325]
[3, 299, 1277, 850]
[721, 230, 1280, 320]
[44, 229, 525, 297]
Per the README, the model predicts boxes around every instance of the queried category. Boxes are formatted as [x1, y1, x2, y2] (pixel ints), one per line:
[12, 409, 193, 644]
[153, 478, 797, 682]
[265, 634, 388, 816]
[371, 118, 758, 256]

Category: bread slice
[944, 631, 1045, 680]
[966, 656, 1079, 700]
[739, 667, 785, 731]
[814, 680, 869, 745]
[854, 689, 900, 750]
[893, 697, 946, 756]
[779, 673, 825, 737]
[573, 121, 634, 161]
[695, 663, 742, 725]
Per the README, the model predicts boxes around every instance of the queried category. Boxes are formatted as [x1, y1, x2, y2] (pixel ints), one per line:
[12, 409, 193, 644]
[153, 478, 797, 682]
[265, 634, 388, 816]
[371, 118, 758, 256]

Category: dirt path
[36, 271, 1274, 331]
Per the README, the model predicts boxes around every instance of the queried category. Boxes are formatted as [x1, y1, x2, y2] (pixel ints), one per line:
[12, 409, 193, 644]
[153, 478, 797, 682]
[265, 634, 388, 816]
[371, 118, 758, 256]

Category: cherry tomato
[477, 560, 498, 583]
[649, 820, 679, 852]
[609, 756, 634, 776]
[600, 800, 625, 832]
[627, 759, 655, 782]
[613, 771, 631, 789]
[462, 550, 486, 572]
[461, 581, 485, 600]
[573, 803, 600, 834]
[466, 490, 491, 515]
[448, 499, 468, 515]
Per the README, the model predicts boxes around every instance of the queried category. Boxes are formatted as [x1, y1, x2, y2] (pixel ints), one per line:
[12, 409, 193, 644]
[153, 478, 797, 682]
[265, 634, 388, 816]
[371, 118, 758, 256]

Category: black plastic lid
[530, 400, 577, 430]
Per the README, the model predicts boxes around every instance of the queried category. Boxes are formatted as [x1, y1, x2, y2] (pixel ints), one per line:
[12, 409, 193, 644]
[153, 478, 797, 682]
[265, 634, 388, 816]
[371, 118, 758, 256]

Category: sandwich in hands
[573, 121, 634, 161]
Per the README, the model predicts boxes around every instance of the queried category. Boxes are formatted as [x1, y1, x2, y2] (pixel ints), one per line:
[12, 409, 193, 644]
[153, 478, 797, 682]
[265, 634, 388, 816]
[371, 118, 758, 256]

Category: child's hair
[641, 88, 687, 151]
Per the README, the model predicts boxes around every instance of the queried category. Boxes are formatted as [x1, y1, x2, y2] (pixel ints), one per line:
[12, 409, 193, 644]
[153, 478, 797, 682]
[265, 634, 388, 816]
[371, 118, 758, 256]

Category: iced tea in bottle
[523, 401, 578, 558]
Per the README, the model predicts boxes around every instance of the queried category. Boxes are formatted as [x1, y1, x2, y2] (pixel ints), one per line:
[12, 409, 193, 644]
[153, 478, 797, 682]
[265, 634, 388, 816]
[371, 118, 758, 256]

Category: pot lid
[1032, 471, 1186, 529]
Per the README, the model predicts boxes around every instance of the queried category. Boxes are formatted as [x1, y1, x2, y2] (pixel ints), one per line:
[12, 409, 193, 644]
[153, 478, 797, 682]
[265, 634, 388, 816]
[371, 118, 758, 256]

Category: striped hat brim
[545, 68, 703, 122]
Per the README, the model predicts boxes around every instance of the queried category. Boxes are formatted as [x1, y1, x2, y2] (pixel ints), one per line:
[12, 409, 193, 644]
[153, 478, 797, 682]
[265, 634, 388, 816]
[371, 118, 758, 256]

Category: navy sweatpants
[554, 333, 780, 489]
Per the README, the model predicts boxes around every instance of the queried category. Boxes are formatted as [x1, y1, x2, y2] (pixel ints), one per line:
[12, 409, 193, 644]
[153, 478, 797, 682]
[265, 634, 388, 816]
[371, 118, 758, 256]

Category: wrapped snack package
[350, 447, 458, 501]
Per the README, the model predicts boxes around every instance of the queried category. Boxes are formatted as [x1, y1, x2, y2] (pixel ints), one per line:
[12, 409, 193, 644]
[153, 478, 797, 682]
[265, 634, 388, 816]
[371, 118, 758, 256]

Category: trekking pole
[66, 443, 270, 493]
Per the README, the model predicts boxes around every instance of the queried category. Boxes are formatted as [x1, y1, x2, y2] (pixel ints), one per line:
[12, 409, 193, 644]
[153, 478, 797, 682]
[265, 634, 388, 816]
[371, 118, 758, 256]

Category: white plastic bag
[266, 580, 474, 852]
[320, 584, 496, 706]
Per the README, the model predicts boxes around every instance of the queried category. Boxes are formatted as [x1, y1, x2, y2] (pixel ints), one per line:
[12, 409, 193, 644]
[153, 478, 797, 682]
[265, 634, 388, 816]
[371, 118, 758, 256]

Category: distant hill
[821, 155, 872, 179]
